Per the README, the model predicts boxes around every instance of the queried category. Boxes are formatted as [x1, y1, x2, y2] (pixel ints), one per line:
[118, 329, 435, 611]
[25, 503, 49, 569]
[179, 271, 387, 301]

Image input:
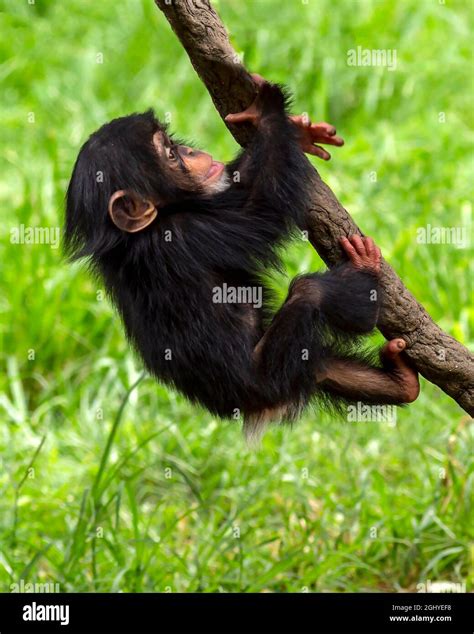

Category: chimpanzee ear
[108, 190, 158, 233]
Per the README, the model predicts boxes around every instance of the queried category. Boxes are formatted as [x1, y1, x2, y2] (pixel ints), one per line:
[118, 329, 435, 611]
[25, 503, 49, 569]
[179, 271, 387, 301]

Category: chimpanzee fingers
[225, 112, 243, 123]
[225, 112, 246, 123]
[324, 135, 344, 147]
[291, 114, 311, 128]
[367, 238, 382, 264]
[225, 111, 258, 126]
[349, 235, 366, 256]
[340, 236, 359, 261]
[315, 135, 344, 147]
[250, 73, 267, 88]
[308, 145, 331, 160]
[362, 236, 375, 256]
[309, 125, 344, 147]
[313, 122, 336, 136]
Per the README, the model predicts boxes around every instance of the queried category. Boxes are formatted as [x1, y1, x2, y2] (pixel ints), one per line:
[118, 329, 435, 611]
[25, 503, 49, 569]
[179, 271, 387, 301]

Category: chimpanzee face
[105, 120, 230, 234]
[152, 130, 226, 190]
[66, 110, 232, 239]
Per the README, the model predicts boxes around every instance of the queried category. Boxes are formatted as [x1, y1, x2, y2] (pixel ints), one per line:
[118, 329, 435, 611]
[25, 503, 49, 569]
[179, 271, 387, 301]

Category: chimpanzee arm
[161, 82, 318, 273]
[226, 82, 315, 232]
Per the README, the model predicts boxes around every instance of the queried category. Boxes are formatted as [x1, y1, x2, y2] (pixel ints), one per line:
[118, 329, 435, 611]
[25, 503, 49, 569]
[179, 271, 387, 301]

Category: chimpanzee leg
[289, 266, 380, 335]
[291, 235, 383, 335]
[251, 236, 418, 431]
[254, 236, 385, 405]
[245, 294, 325, 442]
[247, 304, 418, 442]
[253, 294, 325, 405]
[255, 290, 419, 405]
[253, 297, 418, 413]
[318, 338, 420, 404]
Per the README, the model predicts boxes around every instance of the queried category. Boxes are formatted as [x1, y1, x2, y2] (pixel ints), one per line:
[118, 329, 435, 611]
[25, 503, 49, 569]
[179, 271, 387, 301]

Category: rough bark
[155, 0, 474, 415]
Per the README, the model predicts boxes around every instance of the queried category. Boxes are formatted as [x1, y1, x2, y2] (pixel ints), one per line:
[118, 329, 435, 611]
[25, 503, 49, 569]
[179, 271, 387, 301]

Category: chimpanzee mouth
[205, 161, 225, 181]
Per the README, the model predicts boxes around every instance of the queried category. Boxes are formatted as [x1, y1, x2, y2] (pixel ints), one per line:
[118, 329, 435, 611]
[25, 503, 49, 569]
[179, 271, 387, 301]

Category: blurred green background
[0, 0, 472, 592]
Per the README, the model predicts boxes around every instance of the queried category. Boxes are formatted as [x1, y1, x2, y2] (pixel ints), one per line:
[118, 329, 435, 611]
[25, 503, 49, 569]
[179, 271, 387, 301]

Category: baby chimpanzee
[65, 75, 419, 439]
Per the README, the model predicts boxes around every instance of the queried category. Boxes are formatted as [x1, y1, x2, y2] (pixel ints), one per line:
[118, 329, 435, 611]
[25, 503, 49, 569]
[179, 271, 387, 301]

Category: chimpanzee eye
[166, 146, 178, 162]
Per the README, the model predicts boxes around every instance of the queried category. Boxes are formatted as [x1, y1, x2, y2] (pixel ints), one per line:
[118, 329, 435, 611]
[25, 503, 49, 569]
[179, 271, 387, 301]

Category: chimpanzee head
[65, 109, 228, 260]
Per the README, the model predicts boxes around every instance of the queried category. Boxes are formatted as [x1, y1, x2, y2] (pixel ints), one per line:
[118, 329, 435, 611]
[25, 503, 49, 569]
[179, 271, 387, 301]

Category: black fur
[65, 82, 397, 425]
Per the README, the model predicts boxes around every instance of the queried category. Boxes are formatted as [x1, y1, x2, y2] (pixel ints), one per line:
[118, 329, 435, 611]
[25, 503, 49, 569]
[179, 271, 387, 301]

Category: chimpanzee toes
[381, 338, 406, 362]
[380, 338, 420, 403]
[340, 235, 381, 273]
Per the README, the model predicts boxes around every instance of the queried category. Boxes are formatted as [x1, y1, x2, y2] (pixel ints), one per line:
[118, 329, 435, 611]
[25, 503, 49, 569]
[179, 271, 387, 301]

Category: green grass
[0, 0, 472, 592]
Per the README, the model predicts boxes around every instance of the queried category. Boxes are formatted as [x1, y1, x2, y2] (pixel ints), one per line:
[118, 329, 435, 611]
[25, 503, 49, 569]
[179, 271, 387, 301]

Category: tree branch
[155, 0, 474, 415]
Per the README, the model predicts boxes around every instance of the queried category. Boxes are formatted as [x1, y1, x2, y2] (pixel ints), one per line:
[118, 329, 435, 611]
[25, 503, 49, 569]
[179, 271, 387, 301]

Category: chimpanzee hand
[340, 235, 382, 274]
[225, 74, 278, 128]
[225, 74, 344, 160]
[289, 115, 344, 160]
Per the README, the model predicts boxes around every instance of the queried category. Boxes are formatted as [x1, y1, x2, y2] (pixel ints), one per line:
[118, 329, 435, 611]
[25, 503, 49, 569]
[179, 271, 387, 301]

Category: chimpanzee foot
[380, 338, 420, 403]
[340, 235, 382, 274]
